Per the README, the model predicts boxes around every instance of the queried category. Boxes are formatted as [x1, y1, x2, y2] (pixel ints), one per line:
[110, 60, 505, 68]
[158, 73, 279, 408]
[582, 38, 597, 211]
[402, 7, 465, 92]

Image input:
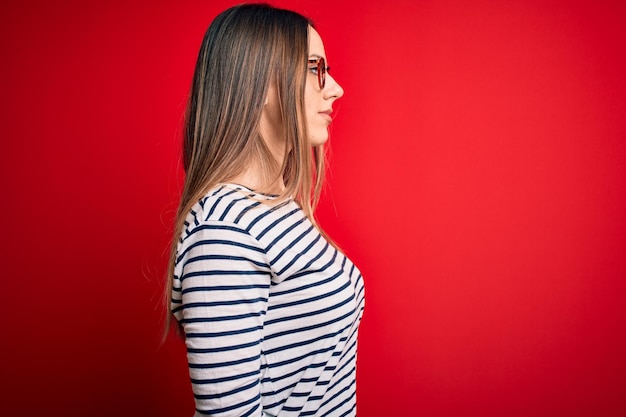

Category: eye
[309, 66, 319, 75]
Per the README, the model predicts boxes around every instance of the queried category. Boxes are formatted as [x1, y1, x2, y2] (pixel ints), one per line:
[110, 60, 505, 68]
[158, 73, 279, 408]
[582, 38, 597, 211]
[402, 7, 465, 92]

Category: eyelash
[308, 66, 330, 75]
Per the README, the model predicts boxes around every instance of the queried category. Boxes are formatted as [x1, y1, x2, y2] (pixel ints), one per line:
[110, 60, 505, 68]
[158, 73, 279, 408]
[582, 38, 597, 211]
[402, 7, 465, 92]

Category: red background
[1, 0, 625, 416]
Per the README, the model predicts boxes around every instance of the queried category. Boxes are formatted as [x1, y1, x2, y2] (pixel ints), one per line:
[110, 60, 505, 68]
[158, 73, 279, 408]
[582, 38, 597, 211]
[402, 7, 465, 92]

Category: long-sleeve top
[172, 184, 365, 416]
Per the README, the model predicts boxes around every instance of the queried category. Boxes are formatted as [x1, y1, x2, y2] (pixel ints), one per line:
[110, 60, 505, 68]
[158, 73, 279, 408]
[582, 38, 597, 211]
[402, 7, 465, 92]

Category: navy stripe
[195, 379, 258, 400]
[176, 238, 265, 265]
[260, 360, 325, 380]
[267, 346, 336, 368]
[218, 192, 249, 222]
[245, 209, 274, 233]
[276, 230, 322, 275]
[196, 393, 260, 414]
[191, 369, 258, 385]
[270, 270, 342, 297]
[263, 292, 354, 326]
[234, 200, 262, 223]
[190, 208, 200, 227]
[265, 215, 306, 253]
[185, 325, 263, 338]
[268, 279, 351, 311]
[286, 245, 337, 280]
[327, 362, 356, 395]
[172, 298, 267, 314]
[189, 353, 259, 369]
[257, 207, 301, 240]
[172, 186, 364, 416]
[184, 254, 268, 269]
[240, 403, 260, 417]
[181, 283, 269, 294]
[180, 270, 269, 282]
[204, 187, 237, 220]
[244, 199, 290, 233]
[265, 329, 351, 358]
[180, 311, 264, 324]
[264, 310, 355, 343]
[319, 380, 356, 414]
[187, 339, 260, 354]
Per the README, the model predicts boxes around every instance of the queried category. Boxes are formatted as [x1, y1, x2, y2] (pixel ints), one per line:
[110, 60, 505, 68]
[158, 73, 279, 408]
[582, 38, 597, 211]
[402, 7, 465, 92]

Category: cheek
[304, 79, 322, 114]
[305, 103, 319, 126]
[304, 91, 315, 115]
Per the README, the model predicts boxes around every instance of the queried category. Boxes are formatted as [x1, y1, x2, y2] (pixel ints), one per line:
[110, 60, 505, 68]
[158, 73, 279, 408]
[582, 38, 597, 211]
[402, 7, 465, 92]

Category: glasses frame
[308, 57, 329, 90]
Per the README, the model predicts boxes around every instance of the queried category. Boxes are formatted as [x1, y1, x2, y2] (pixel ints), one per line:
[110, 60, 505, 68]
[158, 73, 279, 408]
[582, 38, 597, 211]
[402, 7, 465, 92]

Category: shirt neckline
[220, 183, 280, 199]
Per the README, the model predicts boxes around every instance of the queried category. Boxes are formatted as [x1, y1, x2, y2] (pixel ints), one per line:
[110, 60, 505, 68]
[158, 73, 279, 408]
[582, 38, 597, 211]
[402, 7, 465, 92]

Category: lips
[319, 109, 333, 122]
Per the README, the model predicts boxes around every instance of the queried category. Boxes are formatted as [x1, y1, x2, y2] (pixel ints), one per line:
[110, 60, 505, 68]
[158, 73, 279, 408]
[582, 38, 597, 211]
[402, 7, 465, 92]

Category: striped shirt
[172, 184, 365, 416]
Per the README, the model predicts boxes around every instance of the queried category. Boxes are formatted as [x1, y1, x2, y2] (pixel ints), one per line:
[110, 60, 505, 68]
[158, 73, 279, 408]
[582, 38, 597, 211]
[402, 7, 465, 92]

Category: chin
[310, 132, 329, 147]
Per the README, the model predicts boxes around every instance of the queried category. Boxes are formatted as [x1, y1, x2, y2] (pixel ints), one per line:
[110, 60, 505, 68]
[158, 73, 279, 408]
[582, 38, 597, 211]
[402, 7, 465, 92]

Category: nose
[324, 73, 344, 100]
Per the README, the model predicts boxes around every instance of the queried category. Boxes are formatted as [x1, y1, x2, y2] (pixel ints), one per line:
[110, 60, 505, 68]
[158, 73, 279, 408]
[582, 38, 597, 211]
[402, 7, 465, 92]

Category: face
[305, 27, 344, 146]
[259, 27, 344, 155]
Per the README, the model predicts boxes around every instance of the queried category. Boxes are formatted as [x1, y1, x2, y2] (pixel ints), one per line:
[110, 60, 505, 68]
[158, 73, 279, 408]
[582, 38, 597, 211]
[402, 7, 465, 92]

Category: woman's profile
[165, 4, 365, 416]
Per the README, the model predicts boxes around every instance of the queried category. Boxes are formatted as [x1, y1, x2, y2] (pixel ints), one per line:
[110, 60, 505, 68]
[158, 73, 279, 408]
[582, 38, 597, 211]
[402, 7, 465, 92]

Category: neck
[229, 157, 285, 195]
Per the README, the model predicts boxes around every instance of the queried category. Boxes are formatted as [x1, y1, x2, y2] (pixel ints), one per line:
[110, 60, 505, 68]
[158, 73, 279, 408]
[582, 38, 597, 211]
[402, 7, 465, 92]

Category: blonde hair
[164, 4, 329, 334]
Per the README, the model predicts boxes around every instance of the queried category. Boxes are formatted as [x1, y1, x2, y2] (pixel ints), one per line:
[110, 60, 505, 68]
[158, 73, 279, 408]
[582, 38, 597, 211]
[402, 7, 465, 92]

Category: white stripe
[173, 184, 365, 416]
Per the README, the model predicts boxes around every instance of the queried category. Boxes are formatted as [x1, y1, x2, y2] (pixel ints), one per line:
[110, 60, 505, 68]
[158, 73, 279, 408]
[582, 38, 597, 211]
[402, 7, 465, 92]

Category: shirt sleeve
[172, 221, 271, 416]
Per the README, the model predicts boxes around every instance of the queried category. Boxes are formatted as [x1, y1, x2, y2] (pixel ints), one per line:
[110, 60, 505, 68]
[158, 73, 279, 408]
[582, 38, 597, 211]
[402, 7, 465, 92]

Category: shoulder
[174, 184, 310, 273]
[180, 184, 303, 242]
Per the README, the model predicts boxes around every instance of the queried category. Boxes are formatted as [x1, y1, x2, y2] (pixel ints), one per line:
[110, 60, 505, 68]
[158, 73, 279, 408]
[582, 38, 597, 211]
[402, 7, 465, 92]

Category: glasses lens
[318, 57, 326, 89]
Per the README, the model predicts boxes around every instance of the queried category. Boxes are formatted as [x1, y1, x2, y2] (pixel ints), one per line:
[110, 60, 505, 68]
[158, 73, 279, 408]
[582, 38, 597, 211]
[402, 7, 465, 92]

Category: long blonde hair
[165, 4, 329, 333]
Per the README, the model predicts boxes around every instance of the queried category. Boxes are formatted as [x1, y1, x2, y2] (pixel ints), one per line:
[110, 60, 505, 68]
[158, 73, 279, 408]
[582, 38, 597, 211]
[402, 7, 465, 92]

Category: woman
[166, 4, 365, 416]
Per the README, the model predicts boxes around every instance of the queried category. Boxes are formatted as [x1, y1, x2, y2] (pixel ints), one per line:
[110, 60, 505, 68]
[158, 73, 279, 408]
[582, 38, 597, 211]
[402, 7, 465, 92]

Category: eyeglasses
[308, 57, 329, 90]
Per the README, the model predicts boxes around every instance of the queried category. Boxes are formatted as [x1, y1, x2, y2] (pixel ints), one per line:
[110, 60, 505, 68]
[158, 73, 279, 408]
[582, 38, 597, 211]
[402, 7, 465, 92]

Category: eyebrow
[308, 54, 324, 59]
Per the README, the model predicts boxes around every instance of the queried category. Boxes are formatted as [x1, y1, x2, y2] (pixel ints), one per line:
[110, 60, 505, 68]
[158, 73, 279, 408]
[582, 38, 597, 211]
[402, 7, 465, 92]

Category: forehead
[308, 27, 326, 57]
